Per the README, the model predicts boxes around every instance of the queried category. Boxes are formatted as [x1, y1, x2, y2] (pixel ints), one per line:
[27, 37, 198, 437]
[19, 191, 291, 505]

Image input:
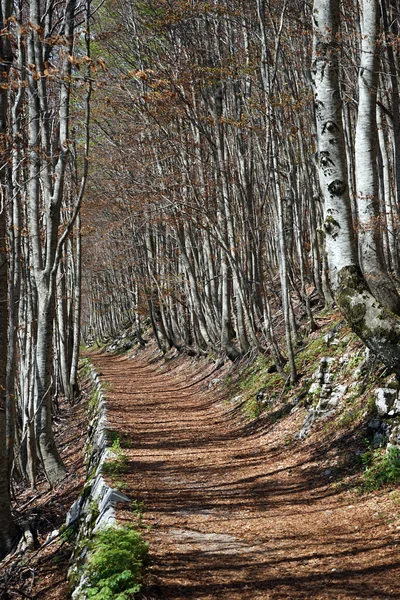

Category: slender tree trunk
[312, 0, 400, 377]
[377, 102, 399, 275]
[380, 0, 400, 208]
[272, 135, 297, 383]
[0, 0, 20, 556]
[56, 261, 70, 397]
[355, 0, 400, 313]
[26, 0, 78, 484]
[0, 206, 20, 557]
[69, 217, 82, 399]
[35, 283, 66, 483]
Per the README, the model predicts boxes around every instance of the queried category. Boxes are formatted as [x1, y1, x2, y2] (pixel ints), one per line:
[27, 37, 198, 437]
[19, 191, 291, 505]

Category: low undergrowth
[228, 313, 351, 420]
[85, 525, 148, 600]
[224, 310, 400, 495]
[360, 445, 400, 491]
[102, 437, 128, 477]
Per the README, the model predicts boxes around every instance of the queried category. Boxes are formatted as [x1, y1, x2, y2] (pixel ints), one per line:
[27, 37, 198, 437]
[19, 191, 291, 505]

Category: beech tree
[82, 1, 317, 366]
[0, 0, 20, 558]
[0, 204, 19, 557]
[355, 0, 400, 313]
[312, 0, 400, 375]
[0, 0, 92, 501]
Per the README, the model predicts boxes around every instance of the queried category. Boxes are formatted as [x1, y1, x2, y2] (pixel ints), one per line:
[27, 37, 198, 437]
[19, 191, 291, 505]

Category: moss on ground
[227, 307, 395, 445]
[228, 312, 355, 420]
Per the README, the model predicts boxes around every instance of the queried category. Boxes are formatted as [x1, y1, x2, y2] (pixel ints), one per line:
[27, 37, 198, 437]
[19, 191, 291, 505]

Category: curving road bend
[92, 349, 400, 600]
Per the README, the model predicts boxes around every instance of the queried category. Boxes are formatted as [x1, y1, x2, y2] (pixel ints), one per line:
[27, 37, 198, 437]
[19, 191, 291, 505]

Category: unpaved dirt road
[92, 349, 400, 600]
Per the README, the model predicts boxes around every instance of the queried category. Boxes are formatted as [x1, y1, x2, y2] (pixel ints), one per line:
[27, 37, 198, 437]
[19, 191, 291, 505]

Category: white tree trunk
[0, 0, 19, 549]
[312, 0, 400, 376]
[26, 0, 77, 484]
[355, 0, 400, 313]
[312, 0, 358, 289]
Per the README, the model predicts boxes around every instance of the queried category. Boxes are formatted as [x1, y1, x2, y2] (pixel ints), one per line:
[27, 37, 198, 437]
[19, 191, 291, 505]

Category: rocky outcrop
[66, 364, 130, 599]
[374, 388, 400, 417]
[368, 388, 400, 449]
[295, 343, 400, 452]
[297, 356, 348, 439]
[105, 324, 147, 353]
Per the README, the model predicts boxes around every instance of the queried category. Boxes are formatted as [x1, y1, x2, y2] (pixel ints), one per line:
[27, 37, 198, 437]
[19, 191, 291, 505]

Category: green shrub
[361, 446, 400, 491]
[86, 526, 148, 600]
[102, 438, 128, 477]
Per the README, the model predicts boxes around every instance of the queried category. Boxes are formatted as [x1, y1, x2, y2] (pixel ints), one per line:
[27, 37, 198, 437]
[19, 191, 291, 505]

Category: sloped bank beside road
[66, 359, 134, 599]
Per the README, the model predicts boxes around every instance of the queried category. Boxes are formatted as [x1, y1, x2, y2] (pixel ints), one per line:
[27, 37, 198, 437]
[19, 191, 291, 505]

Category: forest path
[92, 349, 400, 600]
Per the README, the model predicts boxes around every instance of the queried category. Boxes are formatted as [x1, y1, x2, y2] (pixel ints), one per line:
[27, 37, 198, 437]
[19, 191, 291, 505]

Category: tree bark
[355, 0, 400, 314]
[0, 206, 20, 557]
[312, 0, 400, 376]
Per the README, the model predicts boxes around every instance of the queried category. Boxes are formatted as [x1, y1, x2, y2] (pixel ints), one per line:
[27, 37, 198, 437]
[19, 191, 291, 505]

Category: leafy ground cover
[91, 337, 400, 600]
[3, 314, 400, 599]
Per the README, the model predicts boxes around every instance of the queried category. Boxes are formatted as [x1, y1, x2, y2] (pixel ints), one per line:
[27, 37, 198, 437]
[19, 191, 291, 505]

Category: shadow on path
[92, 350, 400, 600]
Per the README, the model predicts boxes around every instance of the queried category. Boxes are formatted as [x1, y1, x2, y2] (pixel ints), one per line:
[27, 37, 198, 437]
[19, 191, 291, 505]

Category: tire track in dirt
[92, 348, 400, 600]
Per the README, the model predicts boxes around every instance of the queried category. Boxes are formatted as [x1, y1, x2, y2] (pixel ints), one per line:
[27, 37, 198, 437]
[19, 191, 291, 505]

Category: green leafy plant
[107, 430, 120, 445]
[102, 438, 128, 477]
[107, 430, 133, 448]
[131, 500, 146, 528]
[361, 445, 400, 491]
[86, 526, 148, 600]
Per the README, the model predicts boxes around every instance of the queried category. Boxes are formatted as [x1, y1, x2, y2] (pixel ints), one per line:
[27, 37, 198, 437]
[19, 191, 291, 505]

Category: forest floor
[3, 337, 400, 599]
[0, 394, 87, 599]
[87, 345, 400, 600]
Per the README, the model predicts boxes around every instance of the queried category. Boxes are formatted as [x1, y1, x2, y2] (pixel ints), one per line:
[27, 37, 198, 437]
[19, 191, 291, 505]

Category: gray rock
[329, 384, 347, 403]
[368, 418, 381, 431]
[231, 395, 242, 403]
[297, 409, 318, 439]
[372, 432, 386, 448]
[208, 378, 221, 388]
[324, 323, 343, 346]
[301, 378, 346, 438]
[309, 382, 321, 395]
[66, 496, 85, 527]
[375, 388, 398, 416]
[324, 372, 335, 384]
[320, 384, 333, 399]
[310, 368, 322, 383]
[45, 529, 59, 543]
[388, 425, 400, 446]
